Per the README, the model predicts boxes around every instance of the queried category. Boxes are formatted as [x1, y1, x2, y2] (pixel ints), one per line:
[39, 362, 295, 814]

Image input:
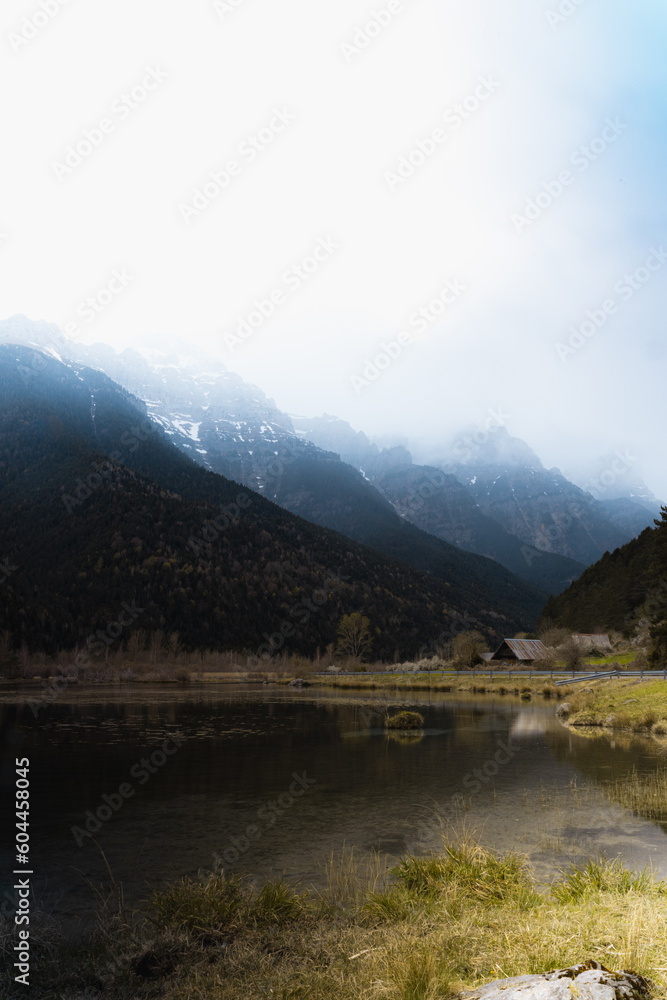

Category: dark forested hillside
[0, 346, 544, 660]
[541, 509, 667, 662]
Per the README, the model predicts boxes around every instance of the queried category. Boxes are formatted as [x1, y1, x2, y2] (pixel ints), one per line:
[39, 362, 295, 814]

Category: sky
[1, 0, 666, 498]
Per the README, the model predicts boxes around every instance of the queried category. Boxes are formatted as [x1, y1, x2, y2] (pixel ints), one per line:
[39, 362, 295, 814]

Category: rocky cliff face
[0, 316, 657, 595]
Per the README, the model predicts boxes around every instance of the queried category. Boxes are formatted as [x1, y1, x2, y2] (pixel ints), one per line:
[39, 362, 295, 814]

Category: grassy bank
[4, 837, 666, 1000]
[565, 679, 667, 732]
[317, 673, 575, 699]
[0, 648, 642, 687]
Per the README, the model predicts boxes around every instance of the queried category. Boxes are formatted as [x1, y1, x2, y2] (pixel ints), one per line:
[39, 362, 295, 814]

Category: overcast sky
[2, 0, 666, 498]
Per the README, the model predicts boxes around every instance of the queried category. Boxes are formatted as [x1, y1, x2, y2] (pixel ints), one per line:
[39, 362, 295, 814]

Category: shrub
[385, 711, 424, 730]
[558, 638, 584, 671]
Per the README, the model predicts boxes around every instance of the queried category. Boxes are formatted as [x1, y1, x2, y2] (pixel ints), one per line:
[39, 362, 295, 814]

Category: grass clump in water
[604, 767, 667, 821]
[385, 710, 425, 730]
[391, 841, 536, 907]
[551, 857, 666, 903]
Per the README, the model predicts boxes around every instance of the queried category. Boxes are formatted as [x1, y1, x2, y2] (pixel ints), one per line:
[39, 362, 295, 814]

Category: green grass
[4, 838, 667, 999]
[551, 858, 665, 903]
[566, 679, 667, 730]
[579, 653, 638, 666]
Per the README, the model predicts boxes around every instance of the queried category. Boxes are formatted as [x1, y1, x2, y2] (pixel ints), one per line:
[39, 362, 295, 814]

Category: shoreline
[2, 838, 664, 1000]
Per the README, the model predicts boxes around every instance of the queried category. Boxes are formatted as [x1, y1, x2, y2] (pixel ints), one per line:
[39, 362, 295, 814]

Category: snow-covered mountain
[0, 315, 659, 593]
[292, 413, 659, 567]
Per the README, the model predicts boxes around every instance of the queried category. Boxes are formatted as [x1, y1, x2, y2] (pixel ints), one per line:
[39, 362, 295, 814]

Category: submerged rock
[556, 703, 571, 717]
[460, 962, 651, 1000]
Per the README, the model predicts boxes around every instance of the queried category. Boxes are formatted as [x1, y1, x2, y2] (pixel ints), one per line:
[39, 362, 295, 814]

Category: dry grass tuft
[4, 838, 667, 999]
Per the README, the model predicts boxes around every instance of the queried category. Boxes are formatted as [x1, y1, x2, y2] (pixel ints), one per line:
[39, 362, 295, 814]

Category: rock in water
[556, 703, 571, 717]
[288, 678, 309, 687]
[460, 963, 651, 1000]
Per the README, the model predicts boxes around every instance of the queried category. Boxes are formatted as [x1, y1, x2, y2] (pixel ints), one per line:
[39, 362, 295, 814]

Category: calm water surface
[2, 682, 667, 932]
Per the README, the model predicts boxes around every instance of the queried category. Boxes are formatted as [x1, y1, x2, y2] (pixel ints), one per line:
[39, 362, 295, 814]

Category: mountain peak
[445, 425, 543, 470]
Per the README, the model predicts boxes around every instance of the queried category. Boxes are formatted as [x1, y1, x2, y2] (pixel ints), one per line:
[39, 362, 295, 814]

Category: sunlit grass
[603, 767, 667, 821]
[567, 679, 667, 730]
[5, 835, 667, 1000]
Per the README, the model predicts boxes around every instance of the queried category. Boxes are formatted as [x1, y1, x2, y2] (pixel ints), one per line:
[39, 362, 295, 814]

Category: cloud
[0, 0, 664, 496]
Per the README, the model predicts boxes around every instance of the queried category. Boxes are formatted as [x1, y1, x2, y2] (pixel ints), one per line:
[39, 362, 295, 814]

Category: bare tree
[451, 630, 488, 668]
[336, 613, 373, 660]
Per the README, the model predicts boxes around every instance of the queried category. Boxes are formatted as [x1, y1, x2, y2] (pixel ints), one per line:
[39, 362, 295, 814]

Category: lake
[2, 682, 667, 934]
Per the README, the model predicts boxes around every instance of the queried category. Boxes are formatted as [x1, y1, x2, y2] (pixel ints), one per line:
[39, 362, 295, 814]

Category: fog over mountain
[2, 2, 665, 502]
[1, 314, 660, 599]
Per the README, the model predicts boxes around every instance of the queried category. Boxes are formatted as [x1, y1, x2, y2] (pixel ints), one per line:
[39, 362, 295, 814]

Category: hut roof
[489, 639, 548, 662]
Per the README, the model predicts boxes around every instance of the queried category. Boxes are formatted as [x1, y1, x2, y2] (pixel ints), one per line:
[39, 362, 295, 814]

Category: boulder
[460, 962, 651, 1000]
[556, 703, 571, 718]
[288, 678, 309, 687]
